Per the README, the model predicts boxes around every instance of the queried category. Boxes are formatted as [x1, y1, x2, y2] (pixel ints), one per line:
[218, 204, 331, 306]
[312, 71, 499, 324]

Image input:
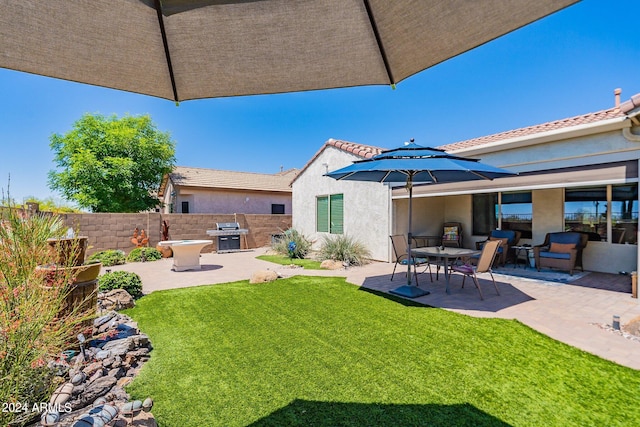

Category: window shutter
[316, 196, 329, 232]
[329, 194, 343, 234]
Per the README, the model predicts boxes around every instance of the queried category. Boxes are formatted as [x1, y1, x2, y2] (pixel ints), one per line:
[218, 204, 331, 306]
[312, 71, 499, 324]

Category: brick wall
[57, 212, 292, 255]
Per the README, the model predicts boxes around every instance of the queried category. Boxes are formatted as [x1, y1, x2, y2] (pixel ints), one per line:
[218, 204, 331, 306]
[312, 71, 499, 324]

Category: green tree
[48, 113, 176, 212]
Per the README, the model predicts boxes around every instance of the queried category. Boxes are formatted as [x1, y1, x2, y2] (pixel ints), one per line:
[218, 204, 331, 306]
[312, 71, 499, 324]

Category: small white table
[158, 240, 213, 271]
[412, 246, 480, 295]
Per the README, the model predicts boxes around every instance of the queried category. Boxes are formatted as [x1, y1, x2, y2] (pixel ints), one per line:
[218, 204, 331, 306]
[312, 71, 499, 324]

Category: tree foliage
[48, 113, 176, 212]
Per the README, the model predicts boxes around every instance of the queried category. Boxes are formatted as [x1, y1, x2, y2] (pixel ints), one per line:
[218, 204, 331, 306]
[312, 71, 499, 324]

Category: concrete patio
[109, 248, 640, 370]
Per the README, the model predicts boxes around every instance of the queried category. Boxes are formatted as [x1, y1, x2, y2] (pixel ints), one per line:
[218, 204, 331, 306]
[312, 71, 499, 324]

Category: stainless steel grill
[206, 222, 248, 253]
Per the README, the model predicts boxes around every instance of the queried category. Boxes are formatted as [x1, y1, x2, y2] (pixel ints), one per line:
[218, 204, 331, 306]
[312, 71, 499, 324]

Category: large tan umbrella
[0, 0, 577, 102]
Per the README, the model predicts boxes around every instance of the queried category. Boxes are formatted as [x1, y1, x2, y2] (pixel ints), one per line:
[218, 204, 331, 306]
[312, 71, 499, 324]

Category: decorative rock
[142, 397, 154, 412]
[121, 400, 143, 416]
[93, 311, 117, 328]
[41, 410, 60, 426]
[71, 371, 87, 386]
[99, 289, 135, 311]
[102, 337, 136, 356]
[117, 376, 133, 388]
[88, 369, 104, 383]
[72, 376, 117, 408]
[95, 349, 111, 360]
[320, 259, 344, 270]
[108, 366, 125, 379]
[50, 382, 74, 405]
[250, 270, 279, 283]
[93, 397, 107, 406]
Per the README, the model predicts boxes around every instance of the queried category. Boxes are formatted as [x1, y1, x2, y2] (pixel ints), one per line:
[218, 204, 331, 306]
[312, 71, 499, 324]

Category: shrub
[319, 234, 371, 266]
[271, 229, 311, 259]
[87, 249, 126, 266]
[126, 247, 162, 263]
[98, 270, 143, 297]
[0, 199, 88, 427]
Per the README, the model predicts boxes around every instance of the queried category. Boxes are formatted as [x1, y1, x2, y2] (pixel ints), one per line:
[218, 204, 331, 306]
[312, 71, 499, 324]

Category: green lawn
[256, 254, 323, 269]
[125, 277, 640, 427]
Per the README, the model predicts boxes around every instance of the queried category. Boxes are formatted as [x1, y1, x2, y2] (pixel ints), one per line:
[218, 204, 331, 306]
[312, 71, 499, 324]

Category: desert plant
[271, 228, 311, 259]
[319, 234, 371, 266]
[0, 198, 89, 427]
[98, 270, 143, 297]
[126, 247, 162, 263]
[87, 249, 126, 266]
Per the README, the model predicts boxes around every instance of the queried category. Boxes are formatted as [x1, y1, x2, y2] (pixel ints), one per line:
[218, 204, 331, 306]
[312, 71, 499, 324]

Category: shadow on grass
[358, 286, 434, 308]
[248, 400, 512, 427]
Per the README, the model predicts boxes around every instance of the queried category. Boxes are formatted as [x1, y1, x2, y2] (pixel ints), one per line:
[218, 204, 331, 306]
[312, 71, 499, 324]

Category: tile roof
[438, 92, 640, 152]
[166, 166, 298, 193]
[291, 138, 384, 185]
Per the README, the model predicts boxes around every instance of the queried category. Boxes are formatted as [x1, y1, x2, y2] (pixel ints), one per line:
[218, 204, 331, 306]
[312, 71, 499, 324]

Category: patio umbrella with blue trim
[325, 140, 517, 298]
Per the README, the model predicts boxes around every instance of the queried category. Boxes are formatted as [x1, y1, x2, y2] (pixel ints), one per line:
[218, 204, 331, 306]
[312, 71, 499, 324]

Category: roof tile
[169, 166, 298, 193]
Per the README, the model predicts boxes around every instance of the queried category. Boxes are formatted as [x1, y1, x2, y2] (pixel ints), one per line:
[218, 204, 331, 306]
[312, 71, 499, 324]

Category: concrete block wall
[57, 212, 292, 255]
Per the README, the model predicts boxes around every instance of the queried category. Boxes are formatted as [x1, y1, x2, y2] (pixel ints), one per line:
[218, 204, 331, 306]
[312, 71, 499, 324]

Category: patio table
[158, 240, 213, 271]
[412, 246, 480, 295]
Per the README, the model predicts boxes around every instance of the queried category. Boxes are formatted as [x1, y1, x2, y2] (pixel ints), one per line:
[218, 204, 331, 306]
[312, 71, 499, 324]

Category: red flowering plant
[0, 197, 92, 427]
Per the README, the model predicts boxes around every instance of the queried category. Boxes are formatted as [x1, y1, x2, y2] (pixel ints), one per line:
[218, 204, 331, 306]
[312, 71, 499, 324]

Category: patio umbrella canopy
[326, 141, 517, 298]
[0, 0, 577, 102]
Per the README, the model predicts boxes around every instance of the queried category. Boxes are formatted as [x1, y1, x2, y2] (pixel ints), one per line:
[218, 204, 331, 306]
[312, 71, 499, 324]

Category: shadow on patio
[359, 272, 534, 313]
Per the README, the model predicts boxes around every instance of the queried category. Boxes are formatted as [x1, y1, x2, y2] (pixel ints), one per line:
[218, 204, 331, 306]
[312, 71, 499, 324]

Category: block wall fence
[57, 212, 292, 255]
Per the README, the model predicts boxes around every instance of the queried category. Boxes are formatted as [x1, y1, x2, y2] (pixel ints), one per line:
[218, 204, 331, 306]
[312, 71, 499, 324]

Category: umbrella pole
[390, 174, 429, 298]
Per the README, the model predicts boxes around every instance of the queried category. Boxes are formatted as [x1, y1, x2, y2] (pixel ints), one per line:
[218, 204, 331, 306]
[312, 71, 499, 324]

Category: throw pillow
[444, 226, 459, 240]
[549, 242, 576, 253]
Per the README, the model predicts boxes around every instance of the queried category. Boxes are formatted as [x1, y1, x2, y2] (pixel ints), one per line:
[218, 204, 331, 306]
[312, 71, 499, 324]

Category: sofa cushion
[548, 232, 582, 246]
[549, 242, 575, 253]
[539, 251, 571, 260]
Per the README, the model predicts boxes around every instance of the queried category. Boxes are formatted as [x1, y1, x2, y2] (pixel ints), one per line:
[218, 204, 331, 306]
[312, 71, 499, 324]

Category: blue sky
[1, 0, 639, 204]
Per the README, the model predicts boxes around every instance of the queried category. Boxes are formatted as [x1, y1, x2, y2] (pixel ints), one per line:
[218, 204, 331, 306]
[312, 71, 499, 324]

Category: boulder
[624, 315, 640, 337]
[320, 260, 344, 270]
[250, 270, 279, 284]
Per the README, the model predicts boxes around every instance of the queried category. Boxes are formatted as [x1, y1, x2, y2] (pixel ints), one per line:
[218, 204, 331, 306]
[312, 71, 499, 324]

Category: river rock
[50, 382, 74, 405]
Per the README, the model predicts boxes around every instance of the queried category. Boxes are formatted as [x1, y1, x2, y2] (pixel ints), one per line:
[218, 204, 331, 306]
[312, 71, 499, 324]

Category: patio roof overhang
[392, 160, 639, 199]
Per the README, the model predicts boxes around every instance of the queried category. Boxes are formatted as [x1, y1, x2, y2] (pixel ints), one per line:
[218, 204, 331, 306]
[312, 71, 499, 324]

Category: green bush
[319, 234, 371, 266]
[87, 249, 126, 266]
[98, 270, 143, 297]
[271, 228, 311, 259]
[126, 247, 162, 263]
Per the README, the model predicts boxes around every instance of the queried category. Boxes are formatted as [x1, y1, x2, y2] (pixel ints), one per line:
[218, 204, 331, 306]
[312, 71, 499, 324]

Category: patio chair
[474, 229, 521, 266]
[533, 232, 588, 275]
[442, 222, 463, 247]
[452, 239, 501, 300]
[390, 234, 433, 285]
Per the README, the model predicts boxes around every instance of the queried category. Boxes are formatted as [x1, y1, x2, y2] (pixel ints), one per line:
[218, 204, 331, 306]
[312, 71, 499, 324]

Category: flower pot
[156, 243, 173, 258]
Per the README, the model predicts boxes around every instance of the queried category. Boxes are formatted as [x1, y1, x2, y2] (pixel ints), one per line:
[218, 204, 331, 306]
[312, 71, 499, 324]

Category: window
[316, 194, 343, 234]
[564, 186, 607, 241]
[472, 193, 497, 235]
[181, 201, 189, 214]
[611, 184, 638, 244]
[473, 192, 532, 238]
[500, 191, 532, 239]
[271, 204, 285, 214]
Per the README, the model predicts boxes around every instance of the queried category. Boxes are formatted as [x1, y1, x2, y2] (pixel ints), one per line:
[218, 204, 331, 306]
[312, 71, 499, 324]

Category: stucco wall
[292, 146, 391, 261]
[175, 188, 291, 214]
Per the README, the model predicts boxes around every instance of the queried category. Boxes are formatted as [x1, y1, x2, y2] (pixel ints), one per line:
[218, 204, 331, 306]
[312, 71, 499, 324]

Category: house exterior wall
[175, 187, 291, 215]
[161, 180, 291, 215]
[397, 124, 640, 274]
[292, 146, 391, 261]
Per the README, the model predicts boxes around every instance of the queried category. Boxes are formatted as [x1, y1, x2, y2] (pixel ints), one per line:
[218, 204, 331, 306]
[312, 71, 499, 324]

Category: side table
[512, 245, 534, 269]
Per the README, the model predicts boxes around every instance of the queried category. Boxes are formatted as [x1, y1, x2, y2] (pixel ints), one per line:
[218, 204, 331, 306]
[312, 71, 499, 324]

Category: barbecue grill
[206, 222, 248, 253]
